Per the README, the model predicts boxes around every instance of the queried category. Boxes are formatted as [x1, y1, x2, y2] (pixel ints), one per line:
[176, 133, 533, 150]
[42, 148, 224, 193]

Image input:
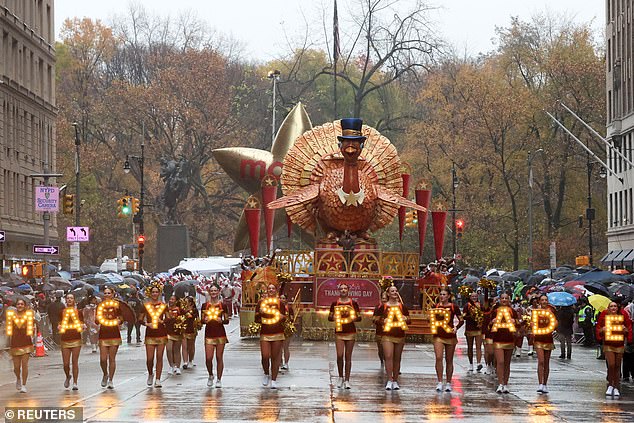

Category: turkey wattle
[267, 118, 425, 239]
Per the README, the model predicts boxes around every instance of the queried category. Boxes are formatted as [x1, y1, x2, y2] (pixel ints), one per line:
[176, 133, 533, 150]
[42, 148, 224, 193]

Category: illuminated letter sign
[59, 308, 83, 333]
[605, 314, 625, 342]
[430, 308, 453, 335]
[491, 306, 516, 332]
[383, 306, 408, 332]
[334, 305, 356, 331]
[531, 309, 556, 335]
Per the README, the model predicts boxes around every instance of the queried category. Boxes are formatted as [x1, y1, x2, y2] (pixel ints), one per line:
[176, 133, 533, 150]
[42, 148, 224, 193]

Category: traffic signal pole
[72, 123, 81, 227]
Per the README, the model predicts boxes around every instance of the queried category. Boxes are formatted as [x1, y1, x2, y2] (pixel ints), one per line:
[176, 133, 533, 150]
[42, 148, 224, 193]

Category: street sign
[0, 230, 4, 242]
[34, 186, 60, 212]
[549, 242, 557, 269]
[33, 245, 59, 255]
[66, 226, 90, 242]
[70, 242, 80, 272]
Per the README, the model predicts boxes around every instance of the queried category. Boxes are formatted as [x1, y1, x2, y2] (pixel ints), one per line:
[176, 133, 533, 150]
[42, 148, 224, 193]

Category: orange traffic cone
[35, 332, 46, 357]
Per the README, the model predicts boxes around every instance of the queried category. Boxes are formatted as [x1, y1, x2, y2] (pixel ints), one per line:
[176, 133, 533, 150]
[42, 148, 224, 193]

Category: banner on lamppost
[35, 186, 59, 212]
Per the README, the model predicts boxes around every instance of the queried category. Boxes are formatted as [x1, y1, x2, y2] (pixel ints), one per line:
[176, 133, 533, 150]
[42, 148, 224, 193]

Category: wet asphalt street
[1, 318, 633, 422]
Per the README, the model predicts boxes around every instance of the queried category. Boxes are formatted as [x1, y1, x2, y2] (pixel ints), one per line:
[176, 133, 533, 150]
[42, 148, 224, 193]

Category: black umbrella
[506, 270, 531, 282]
[173, 280, 197, 298]
[527, 274, 546, 286]
[80, 265, 101, 275]
[172, 268, 193, 277]
[609, 284, 634, 301]
[584, 281, 611, 296]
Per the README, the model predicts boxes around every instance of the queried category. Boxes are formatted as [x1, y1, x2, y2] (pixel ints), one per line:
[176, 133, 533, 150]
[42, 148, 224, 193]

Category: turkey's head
[338, 118, 366, 164]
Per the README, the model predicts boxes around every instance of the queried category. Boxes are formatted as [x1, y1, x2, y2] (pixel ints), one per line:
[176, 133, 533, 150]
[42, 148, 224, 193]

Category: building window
[620, 190, 624, 227]
[627, 188, 634, 225]
[625, 189, 629, 225]
[610, 192, 614, 228]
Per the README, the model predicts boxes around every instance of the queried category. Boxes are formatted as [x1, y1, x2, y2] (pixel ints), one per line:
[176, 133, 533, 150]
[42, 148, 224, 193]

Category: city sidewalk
[1, 319, 633, 422]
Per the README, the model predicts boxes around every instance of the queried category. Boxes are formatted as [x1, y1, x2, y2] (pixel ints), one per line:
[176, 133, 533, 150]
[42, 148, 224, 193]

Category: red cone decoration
[431, 200, 448, 260]
[415, 179, 432, 257]
[244, 195, 261, 257]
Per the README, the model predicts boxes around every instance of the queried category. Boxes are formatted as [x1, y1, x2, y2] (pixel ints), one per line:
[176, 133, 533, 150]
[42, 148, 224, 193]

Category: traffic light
[117, 196, 132, 218]
[63, 194, 74, 215]
[456, 219, 465, 238]
[21, 264, 34, 279]
[131, 197, 140, 215]
[405, 210, 419, 228]
[137, 234, 145, 256]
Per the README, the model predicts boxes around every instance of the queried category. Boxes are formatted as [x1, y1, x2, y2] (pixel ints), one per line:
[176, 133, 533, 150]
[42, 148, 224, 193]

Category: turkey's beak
[344, 145, 357, 155]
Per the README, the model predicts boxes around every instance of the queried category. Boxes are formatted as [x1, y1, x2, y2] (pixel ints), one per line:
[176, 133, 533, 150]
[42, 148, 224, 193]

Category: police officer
[577, 297, 595, 347]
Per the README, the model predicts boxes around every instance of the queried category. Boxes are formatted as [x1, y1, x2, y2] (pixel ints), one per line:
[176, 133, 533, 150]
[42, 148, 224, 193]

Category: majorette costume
[183, 305, 199, 340]
[203, 301, 230, 345]
[432, 302, 462, 345]
[533, 306, 557, 351]
[255, 297, 287, 342]
[596, 309, 633, 354]
[374, 303, 409, 344]
[284, 304, 295, 340]
[463, 300, 483, 337]
[490, 305, 518, 350]
[328, 298, 361, 341]
[59, 307, 84, 349]
[482, 303, 495, 345]
[142, 302, 168, 346]
[166, 304, 183, 342]
[374, 304, 385, 342]
[97, 300, 122, 347]
[8, 310, 35, 356]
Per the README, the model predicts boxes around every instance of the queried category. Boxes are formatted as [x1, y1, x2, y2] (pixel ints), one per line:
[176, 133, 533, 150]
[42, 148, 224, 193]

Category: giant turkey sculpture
[267, 118, 425, 240]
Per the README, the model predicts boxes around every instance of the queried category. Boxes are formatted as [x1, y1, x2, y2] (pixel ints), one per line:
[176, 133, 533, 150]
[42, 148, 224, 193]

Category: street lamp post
[528, 149, 543, 273]
[124, 133, 146, 271]
[585, 156, 607, 267]
[72, 123, 81, 226]
[267, 70, 281, 146]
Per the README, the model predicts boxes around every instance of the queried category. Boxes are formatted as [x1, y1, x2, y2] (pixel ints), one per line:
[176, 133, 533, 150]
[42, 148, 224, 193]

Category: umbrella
[526, 274, 546, 286]
[612, 269, 630, 275]
[547, 291, 577, 307]
[588, 294, 612, 312]
[172, 268, 193, 276]
[123, 277, 140, 287]
[39, 282, 57, 292]
[15, 283, 32, 293]
[502, 270, 528, 283]
[56, 271, 72, 280]
[95, 273, 124, 284]
[538, 278, 558, 287]
[49, 277, 72, 289]
[564, 280, 586, 288]
[584, 281, 611, 297]
[564, 286, 587, 299]
[609, 284, 634, 301]
[552, 269, 575, 280]
[173, 280, 197, 298]
[574, 270, 627, 284]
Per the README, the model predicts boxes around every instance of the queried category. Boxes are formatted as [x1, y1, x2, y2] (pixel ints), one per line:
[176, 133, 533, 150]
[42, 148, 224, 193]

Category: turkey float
[267, 118, 425, 242]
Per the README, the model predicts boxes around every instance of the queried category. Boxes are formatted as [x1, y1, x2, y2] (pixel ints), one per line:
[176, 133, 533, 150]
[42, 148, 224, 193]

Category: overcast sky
[54, 0, 604, 61]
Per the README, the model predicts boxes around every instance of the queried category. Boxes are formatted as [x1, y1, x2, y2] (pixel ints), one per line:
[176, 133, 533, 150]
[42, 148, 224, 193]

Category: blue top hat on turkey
[338, 118, 367, 142]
